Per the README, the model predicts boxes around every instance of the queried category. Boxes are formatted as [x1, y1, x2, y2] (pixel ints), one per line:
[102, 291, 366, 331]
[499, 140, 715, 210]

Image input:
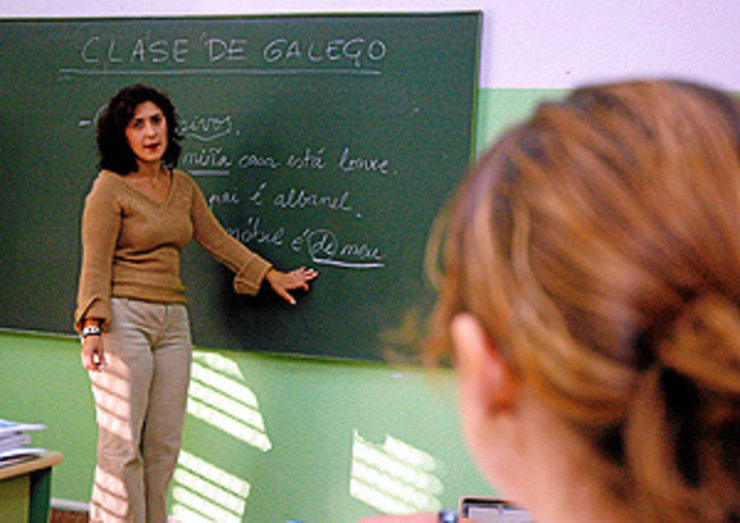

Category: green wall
[0, 88, 560, 522]
[0, 330, 484, 521]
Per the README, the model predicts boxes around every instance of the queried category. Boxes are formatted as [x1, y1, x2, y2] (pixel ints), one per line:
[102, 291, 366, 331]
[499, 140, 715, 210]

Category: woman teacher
[75, 84, 317, 523]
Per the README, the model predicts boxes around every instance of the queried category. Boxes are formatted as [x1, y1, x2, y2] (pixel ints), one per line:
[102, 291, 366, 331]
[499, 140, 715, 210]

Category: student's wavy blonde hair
[427, 80, 740, 521]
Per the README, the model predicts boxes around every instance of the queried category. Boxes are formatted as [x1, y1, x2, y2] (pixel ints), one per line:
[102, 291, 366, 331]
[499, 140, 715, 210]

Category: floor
[50, 508, 89, 523]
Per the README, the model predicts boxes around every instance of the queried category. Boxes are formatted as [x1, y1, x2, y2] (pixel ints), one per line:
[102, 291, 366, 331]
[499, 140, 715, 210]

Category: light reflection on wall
[170, 351, 272, 522]
[350, 430, 444, 514]
[186, 351, 272, 452]
[172, 450, 250, 523]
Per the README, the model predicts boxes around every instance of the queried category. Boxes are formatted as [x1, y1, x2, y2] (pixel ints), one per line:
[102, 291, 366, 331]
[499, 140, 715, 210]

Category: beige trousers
[89, 298, 192, 523]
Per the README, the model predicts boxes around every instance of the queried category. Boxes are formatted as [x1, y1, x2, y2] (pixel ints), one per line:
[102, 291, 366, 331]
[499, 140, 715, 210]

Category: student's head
[96, 84, 183, 174]
[427, 80, 740, 521]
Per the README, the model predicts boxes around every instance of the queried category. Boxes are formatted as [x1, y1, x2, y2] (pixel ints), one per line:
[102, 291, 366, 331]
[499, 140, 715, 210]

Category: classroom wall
[6, 0, 740, 91]
[2, 1, 739, 522]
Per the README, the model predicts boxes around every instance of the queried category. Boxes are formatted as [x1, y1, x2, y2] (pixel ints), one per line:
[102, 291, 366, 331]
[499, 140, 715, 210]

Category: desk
[0, 451, 63, 523]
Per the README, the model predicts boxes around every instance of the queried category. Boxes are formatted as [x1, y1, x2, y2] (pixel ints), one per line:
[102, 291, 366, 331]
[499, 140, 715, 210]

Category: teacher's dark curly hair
[96, 84, 183, 175]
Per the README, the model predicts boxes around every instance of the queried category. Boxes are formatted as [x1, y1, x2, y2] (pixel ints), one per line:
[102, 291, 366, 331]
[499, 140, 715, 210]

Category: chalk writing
[70, 33, 387, 73]
[231, 146, 390, 175]
[249, 182, 267, 207]
[273, 187, 353, 213]
[262, 38, 387, 68]
[182, 147, 232, 170]
[338, 146, 390, 174]
[227, 217, 285, 246]
[205, 38, 248, 62]
[244, 181, 357, 215]
[207, 190, 240, 209]
[80, 35, 190, 64]
[286, 147, 326, 170]
[181, 115, 233, 141]
[238, 153, 280, 169]
[291, 228, 385, 269]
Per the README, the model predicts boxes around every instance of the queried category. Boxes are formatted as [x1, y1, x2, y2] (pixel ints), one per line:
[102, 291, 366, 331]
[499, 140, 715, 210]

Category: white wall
[4, 1, 739, 90]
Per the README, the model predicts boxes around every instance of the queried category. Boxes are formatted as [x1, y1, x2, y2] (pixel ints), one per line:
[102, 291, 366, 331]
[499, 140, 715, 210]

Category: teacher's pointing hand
[265, 267, 319, 305]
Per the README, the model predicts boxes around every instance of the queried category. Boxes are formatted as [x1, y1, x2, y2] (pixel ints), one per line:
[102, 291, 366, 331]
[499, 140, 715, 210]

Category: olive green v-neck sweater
[75, 169, 272, 332]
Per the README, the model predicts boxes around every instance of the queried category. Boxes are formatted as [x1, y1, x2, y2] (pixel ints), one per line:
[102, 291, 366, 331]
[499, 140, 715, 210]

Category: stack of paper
[0, 419, 47, 463]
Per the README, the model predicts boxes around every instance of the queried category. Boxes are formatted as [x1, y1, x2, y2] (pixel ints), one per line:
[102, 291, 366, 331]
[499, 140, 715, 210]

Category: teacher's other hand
[81, 336, 107, 372]
[266, 267, 318, 305]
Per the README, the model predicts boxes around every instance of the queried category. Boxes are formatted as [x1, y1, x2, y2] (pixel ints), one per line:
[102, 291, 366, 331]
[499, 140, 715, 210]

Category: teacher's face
[126, 101, 168, 166]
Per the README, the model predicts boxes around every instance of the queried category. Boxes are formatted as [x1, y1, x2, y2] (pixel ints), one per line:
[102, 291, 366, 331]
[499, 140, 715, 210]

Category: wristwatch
[81, 325, 102, 339]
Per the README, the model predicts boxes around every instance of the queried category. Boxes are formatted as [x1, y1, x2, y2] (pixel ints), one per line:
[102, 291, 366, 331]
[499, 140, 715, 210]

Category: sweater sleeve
[74, 173, 120, 332]
[188, 174, 273, 295]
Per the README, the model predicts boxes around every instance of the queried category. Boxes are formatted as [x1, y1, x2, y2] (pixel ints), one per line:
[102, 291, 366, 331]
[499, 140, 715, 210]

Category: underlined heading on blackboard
[56, 34, 389, 82]
[57, 68, 382, 80]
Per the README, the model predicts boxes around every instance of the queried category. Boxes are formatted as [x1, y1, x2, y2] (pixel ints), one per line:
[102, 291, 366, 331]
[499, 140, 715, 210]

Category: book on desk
[0, 418, 48, 466]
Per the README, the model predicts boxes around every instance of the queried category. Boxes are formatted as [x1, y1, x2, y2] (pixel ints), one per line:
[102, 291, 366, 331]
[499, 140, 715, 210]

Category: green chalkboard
[0, 13, 481, 360]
